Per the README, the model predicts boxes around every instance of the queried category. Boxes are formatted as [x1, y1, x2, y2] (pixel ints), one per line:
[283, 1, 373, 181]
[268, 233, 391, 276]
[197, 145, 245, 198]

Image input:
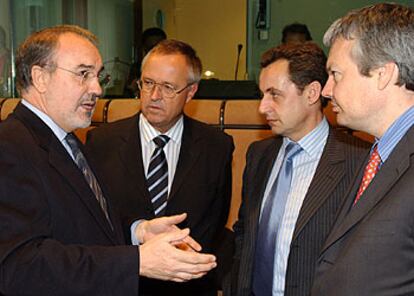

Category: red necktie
[354, 146, 381, 204]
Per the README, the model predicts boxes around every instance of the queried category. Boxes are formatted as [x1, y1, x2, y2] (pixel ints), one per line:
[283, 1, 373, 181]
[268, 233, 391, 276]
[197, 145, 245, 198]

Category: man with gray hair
[86, 39, 234, 296]
[0, 25, 216, 296]
[311, 3, 414, 295]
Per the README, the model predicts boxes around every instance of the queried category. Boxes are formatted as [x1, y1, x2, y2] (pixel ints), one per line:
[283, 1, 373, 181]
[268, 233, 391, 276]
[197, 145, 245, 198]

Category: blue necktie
[252, 142, 302, 296]
[147, 135, 170, 217]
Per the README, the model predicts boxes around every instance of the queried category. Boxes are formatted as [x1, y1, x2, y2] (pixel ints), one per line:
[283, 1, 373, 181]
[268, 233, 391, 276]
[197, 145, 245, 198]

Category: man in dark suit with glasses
[86, 39, 234, 296]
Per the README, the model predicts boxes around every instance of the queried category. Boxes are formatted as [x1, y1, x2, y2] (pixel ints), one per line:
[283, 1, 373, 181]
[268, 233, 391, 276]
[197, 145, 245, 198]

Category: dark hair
[324, 3, 414, 91]
[261, 42, 328, 106]
[15, 25, 98, 93]
[142, 27, 167, 42]
[141, 39, 202, 83]
[281, 23, 312, 43]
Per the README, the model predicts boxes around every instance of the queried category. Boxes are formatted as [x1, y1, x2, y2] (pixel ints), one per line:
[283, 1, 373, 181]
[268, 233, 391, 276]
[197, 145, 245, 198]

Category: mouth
[147, 104, 163, 111]
[80, 101, 96, 112]
[266, 118, 279, 124]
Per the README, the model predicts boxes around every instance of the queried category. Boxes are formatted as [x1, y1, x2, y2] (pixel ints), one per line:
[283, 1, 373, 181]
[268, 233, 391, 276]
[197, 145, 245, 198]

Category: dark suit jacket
[225, 127, 369, 296]
[312, 126, 414, 295]
[86, 114, 234, 296]
[0, 104, 139, 295]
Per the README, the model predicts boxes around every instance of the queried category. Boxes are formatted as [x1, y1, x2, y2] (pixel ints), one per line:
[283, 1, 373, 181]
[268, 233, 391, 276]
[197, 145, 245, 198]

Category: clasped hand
[136, 213, 217, 282]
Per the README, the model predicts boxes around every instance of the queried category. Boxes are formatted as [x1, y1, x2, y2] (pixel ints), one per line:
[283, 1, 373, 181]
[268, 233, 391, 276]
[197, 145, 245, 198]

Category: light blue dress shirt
[376, 105, 414, 164]
[260, 117, 329, 296]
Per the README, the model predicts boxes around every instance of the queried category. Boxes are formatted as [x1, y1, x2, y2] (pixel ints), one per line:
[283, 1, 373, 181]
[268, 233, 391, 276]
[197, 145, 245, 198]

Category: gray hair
[141, 39, 202, 83]
[15, 25, 98, 93]
[324, 3, 414, 91]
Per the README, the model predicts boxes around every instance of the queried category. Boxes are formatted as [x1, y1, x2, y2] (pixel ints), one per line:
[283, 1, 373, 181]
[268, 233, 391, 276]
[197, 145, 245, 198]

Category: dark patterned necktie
[65, 133, 112, 227]
[252, 142, 302, 296]
[147, 135, 170, 217]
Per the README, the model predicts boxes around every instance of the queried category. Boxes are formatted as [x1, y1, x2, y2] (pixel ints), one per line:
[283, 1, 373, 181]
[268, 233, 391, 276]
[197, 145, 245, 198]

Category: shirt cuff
[130, 219, 145, 245]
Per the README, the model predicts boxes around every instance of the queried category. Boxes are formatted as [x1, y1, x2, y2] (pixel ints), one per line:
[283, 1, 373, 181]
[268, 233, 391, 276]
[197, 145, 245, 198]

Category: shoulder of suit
[88, 115, 138, 139]
[248, 135, 280, 154]
[0, 116, 28, 143]
[329, 128, 371, 150]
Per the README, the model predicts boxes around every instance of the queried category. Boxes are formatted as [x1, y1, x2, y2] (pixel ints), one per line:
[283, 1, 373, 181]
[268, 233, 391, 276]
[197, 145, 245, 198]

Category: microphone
[234, 43, 243, 80]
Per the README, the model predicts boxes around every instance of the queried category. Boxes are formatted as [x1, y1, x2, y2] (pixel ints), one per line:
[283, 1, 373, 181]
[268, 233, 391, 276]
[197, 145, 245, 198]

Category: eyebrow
[142, 77, 176, 86]
[76, 64, 105, 73]
[76, 64, 94, 69]
[265, 87, 283, 95]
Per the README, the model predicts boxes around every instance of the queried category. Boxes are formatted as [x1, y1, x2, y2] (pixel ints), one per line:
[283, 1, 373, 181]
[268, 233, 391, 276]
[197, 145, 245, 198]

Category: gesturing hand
[139, 228, 216, 282]
[136, 213, 201, 251]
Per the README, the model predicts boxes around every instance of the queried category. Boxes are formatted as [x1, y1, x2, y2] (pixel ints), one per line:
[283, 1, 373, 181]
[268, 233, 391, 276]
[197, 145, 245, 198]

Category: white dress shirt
[130, 113, 184, 245]
[139, 113, 184, 194]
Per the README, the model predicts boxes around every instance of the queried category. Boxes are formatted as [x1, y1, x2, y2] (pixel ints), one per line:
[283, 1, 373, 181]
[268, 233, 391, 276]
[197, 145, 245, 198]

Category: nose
[150, 84, 163, 100]
[258, 95, 271, 115]
[322, 76, 333, 99]
[88, 77, 103, 97]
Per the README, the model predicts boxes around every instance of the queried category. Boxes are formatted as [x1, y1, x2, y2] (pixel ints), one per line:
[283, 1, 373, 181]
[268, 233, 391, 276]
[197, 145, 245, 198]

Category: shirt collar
[284, 117, 329, 157]
[376, 105, 414, 163]
[139, 113, 184, 145]
[21, 99, 68, 142]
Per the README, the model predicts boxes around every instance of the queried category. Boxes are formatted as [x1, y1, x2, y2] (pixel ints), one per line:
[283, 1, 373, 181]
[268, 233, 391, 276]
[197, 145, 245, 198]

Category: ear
[31, 65, 49, 93]
[375, 62, 397, 90]
[304, 81, 322, 105]
[185, 83, 198, 103]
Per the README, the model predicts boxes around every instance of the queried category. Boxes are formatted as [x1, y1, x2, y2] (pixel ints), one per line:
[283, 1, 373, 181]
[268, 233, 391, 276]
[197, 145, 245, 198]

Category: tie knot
[65, 133, 79, 149]
[284, 142, 302, 161]
[153, 135, 170, 148]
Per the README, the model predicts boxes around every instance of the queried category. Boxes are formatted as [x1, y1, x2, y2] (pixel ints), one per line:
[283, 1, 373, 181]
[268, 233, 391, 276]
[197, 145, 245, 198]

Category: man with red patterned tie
[312, 3, 414, 295]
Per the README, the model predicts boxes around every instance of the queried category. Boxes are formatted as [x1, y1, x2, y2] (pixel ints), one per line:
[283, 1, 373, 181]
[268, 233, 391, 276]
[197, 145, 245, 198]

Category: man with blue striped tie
[86, 39, 234, 296]
[224, 42, 369, 296]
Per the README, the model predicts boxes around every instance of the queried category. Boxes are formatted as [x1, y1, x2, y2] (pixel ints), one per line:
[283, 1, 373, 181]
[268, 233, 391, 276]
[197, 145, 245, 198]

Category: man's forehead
[143, 53, 190, 79]
[147, 52, 187, 65]
[55, 33, 102, 66]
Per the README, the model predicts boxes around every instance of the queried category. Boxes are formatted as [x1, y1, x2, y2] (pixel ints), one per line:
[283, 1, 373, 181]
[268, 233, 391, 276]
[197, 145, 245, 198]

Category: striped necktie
[147, 135, 170, 217]
[252, 142, 302, 296]
[65, 133, 112, 227]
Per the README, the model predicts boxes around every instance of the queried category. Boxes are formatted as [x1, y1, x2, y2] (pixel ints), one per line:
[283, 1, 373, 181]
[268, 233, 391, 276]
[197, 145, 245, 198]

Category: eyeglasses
[137, 78, 193, 99]
[51, 65, 111, 87]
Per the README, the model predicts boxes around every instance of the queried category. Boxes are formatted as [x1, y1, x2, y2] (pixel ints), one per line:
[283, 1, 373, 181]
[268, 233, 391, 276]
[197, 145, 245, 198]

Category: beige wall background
[143, 0, 247, 80]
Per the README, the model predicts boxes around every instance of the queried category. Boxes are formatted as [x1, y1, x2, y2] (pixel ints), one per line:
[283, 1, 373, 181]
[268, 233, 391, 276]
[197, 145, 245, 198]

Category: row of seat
[0, 98, 373, 227]
[0, 97, 341, 129]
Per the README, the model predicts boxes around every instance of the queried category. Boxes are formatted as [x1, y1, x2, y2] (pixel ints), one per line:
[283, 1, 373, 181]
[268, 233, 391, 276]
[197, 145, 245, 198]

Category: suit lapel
[48, 143, 117, 242]
[117, 115, 152, 203]
[238, 137, 282, 293]
[249, 137, 283, 237]
[322, 133, 412, 253]
[292, 129, 346, 240]
[14, 103, 117, 243]
[168, 117, 202, 205]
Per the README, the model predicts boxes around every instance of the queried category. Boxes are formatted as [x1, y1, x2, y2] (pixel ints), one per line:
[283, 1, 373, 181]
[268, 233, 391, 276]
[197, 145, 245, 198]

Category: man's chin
[74, 118, 92, 130]
[336, 116, 352, 129]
